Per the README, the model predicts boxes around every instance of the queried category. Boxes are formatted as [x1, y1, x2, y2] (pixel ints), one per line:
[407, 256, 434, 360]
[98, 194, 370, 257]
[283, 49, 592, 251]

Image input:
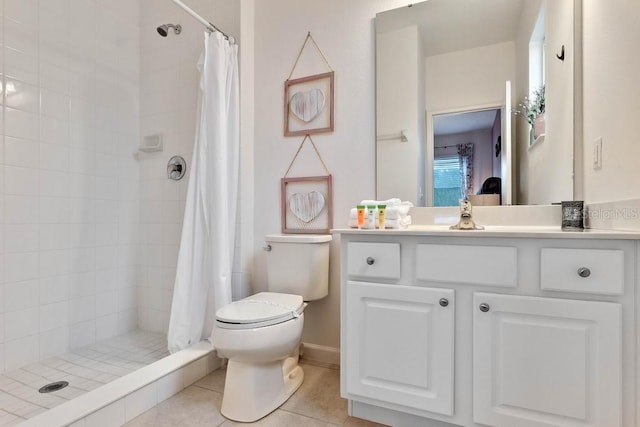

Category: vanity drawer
[416, 244, 517, 287]
[347, 242, 401, 280]
[540, 248, 624, 295]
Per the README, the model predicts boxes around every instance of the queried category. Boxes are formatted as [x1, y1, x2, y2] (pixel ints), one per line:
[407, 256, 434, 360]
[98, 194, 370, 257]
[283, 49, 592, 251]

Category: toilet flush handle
[263, 244, 272, 252]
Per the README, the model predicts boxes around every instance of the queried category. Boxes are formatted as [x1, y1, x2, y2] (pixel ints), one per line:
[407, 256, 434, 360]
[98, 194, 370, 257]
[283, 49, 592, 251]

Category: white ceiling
[433, 109, 500, 135]
[376, 0, 525, 57]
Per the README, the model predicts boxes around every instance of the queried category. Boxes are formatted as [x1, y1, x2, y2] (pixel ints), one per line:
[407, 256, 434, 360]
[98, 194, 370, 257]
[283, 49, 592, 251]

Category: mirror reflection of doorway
[433, 108, 503, 207]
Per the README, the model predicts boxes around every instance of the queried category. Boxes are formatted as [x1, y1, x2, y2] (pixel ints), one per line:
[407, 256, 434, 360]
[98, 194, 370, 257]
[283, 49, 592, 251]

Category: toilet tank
[265, 234, 332, 301]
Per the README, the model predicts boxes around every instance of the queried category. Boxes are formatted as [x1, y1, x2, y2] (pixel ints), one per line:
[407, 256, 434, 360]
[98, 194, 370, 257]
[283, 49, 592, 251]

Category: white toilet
[212, 233, 331, 422]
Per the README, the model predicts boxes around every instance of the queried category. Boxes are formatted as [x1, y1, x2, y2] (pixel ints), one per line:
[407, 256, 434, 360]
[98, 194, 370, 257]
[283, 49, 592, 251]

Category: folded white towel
[360, 199, 413, 214]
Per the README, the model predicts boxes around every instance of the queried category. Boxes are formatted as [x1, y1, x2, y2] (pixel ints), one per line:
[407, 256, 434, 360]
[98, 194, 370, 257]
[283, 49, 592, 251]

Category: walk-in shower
[0, 0, 237, 425]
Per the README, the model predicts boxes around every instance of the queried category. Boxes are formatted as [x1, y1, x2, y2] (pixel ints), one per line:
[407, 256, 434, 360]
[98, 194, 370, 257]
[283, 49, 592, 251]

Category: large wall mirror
[375, 0, 581, 206]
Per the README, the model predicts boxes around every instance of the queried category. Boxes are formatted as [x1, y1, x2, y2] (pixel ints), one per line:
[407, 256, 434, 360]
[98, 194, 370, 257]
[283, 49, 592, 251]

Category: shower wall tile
[39, 301, 70, 332]
[3, 252, 38, 283]
[4, 47, 38, 84]
[39, 276, 70, 305]
[4, 280, 38, 312]
[4, 108, 38, 141]
[4, 0, 37, 27]
[0, 0, 141, 371]
[69, 320, 95, 349]
[39, 326, 70, 359]
[4, 196, 38, 224]
[4, 80, 39, 113]
[39, 143, 70, 172]
[4, 307, 39, 341]
[96, 313, 118, 341]
[39, 61, 71, 95]
[4, 335, 38, 371]
[3, 224, 38, 253]
[3, 165, 38, 195]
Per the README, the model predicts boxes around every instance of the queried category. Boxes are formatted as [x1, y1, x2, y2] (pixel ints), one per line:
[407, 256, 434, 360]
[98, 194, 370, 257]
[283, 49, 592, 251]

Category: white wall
[252, 0, 407, 350]
[582, 0, 640, 203]
[425, 41, 516, 113]
[0, 0, 141, 371]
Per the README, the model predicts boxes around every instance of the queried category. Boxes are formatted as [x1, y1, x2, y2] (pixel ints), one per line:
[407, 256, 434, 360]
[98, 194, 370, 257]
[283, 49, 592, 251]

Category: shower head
[157, 24, 182, 37]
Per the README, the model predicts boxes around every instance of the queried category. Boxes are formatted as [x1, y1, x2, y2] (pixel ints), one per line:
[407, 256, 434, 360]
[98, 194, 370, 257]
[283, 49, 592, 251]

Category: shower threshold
[11, 331, 215, 427]
[0, 330, 169, 425]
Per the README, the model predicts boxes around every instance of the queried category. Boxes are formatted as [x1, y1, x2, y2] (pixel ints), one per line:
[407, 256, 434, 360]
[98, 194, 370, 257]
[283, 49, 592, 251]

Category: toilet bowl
[212, 292, 306, 422]
[212, 234, 331, 422]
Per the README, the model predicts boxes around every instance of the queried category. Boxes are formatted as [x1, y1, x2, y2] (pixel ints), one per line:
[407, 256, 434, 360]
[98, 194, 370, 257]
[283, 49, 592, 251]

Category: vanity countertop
[332, 226, 640, 240]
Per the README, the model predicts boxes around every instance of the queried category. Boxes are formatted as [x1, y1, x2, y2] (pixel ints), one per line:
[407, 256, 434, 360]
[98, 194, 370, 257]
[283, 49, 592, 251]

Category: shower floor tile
[0, 330, 169, 426]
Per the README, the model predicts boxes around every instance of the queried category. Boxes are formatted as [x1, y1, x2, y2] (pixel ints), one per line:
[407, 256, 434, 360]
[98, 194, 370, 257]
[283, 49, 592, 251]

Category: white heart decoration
[289, 89, 325, 123]
[289, 191, 325, 223]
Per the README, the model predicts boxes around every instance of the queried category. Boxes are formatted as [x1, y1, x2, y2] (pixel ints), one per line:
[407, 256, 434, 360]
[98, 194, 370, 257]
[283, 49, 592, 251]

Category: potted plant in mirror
[515, 85, 545, 143]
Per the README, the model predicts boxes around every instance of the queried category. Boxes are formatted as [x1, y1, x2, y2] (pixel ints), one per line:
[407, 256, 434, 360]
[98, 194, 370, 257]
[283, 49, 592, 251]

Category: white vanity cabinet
[337, 230, 637, 427]
[346, 282, 455, 415]
[345, 241, 455, 415]
[473, 292, 622, 427]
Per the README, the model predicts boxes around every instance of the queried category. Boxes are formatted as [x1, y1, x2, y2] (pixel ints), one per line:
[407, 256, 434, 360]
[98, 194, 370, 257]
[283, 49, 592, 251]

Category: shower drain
[39, 381, 69, 394]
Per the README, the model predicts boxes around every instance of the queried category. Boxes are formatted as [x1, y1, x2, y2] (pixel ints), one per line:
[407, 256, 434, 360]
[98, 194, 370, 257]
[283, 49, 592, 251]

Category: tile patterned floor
[0, 330, 168, 426]
[126, 359, 387, 427]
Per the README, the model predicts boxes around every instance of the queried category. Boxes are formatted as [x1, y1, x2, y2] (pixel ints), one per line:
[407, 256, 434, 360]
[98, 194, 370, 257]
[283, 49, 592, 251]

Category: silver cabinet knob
[479, 303, 490, 312]
[366, 257, 375, 265]
[577, 267, 591, 278]
[439, 298, 449, 307]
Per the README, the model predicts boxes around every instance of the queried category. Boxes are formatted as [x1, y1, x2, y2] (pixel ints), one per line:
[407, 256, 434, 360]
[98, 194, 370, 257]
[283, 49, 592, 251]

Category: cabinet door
[473, 292, 622, 427]
[345, 282, 454, 416]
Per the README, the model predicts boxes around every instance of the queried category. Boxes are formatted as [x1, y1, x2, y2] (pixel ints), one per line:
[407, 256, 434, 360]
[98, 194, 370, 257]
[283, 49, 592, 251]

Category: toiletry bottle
[356, 205, 365, 229]
[366, 205, 376, 229]
[377, 204, 386, 229]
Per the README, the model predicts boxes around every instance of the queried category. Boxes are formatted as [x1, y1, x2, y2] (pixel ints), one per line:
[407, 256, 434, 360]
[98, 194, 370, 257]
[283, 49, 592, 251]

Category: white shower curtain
[167, 31, 239, 353]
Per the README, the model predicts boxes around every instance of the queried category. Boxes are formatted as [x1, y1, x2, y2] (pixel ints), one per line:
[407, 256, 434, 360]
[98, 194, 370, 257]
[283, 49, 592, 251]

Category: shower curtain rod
[170, 0, 230, 40]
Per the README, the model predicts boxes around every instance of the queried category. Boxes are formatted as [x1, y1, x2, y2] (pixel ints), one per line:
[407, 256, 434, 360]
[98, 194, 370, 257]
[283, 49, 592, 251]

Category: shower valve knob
[577, 267, 591, 278]
[167, 156, 186, 181]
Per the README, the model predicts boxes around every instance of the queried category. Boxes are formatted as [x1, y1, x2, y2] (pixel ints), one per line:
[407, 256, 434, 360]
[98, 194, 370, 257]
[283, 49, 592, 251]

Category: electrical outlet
[593, 137, 602, 170]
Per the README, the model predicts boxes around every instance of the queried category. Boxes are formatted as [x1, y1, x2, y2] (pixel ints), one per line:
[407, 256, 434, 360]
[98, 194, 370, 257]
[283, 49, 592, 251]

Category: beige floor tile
[280, 362, 348, 425]
[194, 367, 227, 393]
[220, 409, 340, 427]
[127, 360, 388, 427]
[125, 386, 226, 427]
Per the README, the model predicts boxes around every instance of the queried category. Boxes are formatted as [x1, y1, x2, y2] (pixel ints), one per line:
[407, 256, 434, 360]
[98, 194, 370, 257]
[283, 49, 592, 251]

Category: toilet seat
[216, 292, 304, 330]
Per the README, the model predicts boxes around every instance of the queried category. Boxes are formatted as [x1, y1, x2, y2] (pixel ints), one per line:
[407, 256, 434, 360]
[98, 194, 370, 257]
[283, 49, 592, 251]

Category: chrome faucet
[449, 199, 484, 230]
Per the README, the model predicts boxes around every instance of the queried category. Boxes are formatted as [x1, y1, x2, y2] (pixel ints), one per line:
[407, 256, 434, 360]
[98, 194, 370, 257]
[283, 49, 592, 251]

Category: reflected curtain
[457, 143, 474, 200]
[167, 31, 240, 353]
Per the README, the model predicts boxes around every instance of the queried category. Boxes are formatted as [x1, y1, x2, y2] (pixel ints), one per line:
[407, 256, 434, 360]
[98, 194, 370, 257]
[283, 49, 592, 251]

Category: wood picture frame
[284, 71, 334, 136]
[281, 175, 333, 234]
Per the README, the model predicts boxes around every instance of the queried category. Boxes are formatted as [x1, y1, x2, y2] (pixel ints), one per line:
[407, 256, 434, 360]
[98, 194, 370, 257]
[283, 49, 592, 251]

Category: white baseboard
[301, 342, 340, 366]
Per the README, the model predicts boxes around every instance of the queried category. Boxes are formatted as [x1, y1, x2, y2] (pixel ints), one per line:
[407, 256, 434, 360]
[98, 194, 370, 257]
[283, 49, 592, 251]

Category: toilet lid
[215, 292, 304, 327]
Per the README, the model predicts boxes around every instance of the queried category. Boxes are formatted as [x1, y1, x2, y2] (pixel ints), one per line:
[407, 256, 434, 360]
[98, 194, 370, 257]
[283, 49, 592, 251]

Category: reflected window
[433, 156, 461, 207]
